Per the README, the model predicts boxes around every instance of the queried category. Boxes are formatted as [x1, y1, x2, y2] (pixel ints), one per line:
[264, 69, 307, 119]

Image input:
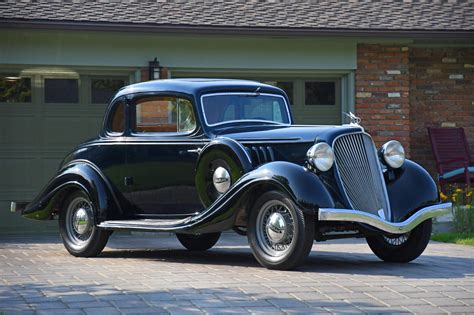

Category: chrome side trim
[318, 203, 452, 234]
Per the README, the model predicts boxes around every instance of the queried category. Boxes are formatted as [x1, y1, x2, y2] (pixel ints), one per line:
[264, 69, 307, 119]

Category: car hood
[213, 124, 363, 145]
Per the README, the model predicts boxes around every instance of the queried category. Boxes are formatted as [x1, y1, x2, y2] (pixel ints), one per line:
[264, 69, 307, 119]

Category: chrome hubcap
[73, 208, 90, 235]
[65, 196, 94, 247]
[266, 213, 287, 243]
[256, 200, 295, 257]
[213, 166, 231, 194]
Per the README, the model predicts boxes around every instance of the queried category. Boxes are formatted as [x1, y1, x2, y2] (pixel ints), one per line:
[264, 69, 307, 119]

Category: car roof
[113, 78, 285, 100]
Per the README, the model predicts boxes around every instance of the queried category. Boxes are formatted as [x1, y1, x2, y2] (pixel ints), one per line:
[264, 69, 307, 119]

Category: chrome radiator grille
[333, 133, 391, 219]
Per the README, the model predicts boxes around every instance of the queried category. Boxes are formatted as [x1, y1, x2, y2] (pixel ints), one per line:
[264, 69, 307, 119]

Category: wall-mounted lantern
[148, 57, 162, 80]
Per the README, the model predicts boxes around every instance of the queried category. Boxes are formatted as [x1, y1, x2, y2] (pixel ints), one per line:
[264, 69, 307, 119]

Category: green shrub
[453, 205, 474, 233]
[441, 186, 474, 233]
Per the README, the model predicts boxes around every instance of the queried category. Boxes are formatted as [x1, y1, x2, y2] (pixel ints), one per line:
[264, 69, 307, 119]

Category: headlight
[381, 140, 405, 168]
[307, 143, 334, 172]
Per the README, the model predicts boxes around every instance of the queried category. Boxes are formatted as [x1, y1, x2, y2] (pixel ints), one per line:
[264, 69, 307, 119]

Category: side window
[107, 99, 125, 134]
[134, 96, 196, 133]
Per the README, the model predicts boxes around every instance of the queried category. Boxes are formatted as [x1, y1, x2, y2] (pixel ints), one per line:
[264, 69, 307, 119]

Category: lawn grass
[431, 232, 474, 246]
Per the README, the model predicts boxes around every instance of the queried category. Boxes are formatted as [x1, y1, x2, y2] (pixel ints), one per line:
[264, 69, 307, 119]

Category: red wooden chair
[427, 127, 474, 192]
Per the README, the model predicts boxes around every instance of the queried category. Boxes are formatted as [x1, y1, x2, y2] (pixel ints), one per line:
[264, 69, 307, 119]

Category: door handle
[186, 148, 202, 154]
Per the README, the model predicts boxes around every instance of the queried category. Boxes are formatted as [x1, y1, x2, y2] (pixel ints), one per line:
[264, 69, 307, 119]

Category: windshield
[201, 93, 290, 126]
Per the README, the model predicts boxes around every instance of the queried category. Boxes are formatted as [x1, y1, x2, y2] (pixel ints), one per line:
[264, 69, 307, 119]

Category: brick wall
[409, 47, 474, 175]
[355, 44, 411, 156]
[356, 44, 474, 177]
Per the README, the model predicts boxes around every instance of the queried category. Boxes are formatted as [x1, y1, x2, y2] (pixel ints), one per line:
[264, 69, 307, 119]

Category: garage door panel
[0, 158, 37, 190]
[42, 116, 97, 147]
[0, 116, 40, 147]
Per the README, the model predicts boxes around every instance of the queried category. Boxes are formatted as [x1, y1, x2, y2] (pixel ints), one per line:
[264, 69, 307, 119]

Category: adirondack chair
[427, 127, 474, 192]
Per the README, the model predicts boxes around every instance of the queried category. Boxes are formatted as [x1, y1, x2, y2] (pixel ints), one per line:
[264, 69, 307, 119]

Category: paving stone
[0, 234, 473, 314]
[201, 306, 249, 314]
[61, 294, 97, 303]
[245, 306, 285, 314]
[83, 306, 121, 315]
[120, 306, 168, 314]
[29, 301, 68, 309]
[403, 304, 449, 314]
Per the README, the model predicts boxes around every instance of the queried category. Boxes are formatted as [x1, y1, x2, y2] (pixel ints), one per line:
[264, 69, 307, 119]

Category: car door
[93, 97, 133, 213]
[126, 94, 205, 218]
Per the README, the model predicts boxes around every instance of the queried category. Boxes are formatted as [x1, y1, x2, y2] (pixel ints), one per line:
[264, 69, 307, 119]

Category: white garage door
[0, 70, 129, 232]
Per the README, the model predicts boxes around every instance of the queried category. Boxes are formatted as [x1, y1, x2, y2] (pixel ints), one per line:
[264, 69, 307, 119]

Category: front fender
[197, 137, 253, 173]
[183, 161, 334, 233]
[387, 159, 439, 222]
[22, 161, 120, 222]
[242, 161, 335, 213]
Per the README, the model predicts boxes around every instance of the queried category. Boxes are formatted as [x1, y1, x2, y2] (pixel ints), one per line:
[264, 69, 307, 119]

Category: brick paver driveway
[1, 232, 473, 314]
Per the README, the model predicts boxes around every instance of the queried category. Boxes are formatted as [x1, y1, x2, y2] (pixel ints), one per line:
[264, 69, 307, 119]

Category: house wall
[409, 47, 474, 175]
[0, 29, 357, 70]
[355, 44, 411, 155]
[355, 44, 474, 177]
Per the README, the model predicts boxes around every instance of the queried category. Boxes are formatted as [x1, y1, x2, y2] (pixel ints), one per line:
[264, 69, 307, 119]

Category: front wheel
[176, 232, 221, 251]
[59, 190, 110, 257]
[247, 191, 315, 270]
[366, 219, 432, 263]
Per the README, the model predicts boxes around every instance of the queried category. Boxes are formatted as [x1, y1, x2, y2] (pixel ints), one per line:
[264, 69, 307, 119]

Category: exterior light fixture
[148, 58, 162, 80]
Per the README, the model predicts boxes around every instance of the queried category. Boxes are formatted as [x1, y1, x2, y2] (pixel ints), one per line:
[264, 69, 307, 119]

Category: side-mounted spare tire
[195, 147, 247, 207]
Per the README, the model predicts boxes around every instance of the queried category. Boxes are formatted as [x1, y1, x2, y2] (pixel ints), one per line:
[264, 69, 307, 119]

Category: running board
[98, 217, 192, 231]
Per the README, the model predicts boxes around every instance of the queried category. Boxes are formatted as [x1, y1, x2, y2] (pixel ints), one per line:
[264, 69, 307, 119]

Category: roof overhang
[1, 19, 474, 41]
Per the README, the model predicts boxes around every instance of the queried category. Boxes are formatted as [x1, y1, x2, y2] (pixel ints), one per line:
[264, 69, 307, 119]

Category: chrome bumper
[10, 201, 29, 213]
[318, 203, 452, 234]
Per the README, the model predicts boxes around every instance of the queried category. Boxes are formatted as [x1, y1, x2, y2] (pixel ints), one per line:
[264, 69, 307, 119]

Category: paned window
[108, 100, 125, 133]
[44, 78, 79, 103]
[305, 81, 336, 105]
[0, 75, 31, 103]
[134, 96, 195, 133]
[91, 78, 125, 104]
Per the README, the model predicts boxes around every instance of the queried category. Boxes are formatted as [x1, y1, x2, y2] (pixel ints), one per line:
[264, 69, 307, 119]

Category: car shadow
[0, 282, 399, 313]
[98, 234, 474, 279]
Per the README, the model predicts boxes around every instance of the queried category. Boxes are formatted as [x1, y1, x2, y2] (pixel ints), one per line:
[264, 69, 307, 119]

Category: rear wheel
[247, 191, 314, 270]
[176, 232, 221, 251]
[366, 219, 432, 263]
[59, 190, 110, 257]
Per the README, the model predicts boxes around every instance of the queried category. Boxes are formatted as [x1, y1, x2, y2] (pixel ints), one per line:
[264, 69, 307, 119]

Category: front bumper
[318, 202, 452, 234]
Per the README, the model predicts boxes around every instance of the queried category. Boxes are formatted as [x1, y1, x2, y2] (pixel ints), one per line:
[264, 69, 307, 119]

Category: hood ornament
[344, 112, 361, 125]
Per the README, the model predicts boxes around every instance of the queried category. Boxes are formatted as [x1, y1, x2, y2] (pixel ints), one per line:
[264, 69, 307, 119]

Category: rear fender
[22, 161, 120, 222]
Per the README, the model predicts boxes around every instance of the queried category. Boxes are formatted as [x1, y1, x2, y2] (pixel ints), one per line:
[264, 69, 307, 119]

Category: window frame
[104, 97, 127, 137]
[0, 74, 34, 105]
[88, 75, 128, 105]
[303, 79, 339, 107]
[129, 93, 198, 137]
[200, 92, 292, 128]
[43, 77, 80, 105]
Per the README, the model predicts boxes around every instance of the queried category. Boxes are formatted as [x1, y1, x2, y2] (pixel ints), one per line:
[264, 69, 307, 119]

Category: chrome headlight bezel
[380, 140, 405, 169]
[306, 142, 334, 172]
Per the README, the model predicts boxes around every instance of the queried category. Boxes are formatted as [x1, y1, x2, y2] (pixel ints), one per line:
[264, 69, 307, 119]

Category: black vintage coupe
[12, 79, 451, 270]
